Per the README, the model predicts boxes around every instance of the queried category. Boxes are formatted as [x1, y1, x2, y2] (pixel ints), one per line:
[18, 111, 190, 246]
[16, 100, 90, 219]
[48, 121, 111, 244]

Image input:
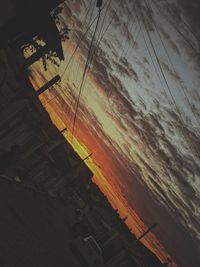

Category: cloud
[112, 56, 139, 81]
[31, 1, 200, 266]
[177, 0, 200, 39]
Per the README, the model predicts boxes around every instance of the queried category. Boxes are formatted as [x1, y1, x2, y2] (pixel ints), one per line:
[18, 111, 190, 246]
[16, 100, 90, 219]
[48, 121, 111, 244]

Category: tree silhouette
[51, 6, 71, 41]
[23, 6, 70, 71]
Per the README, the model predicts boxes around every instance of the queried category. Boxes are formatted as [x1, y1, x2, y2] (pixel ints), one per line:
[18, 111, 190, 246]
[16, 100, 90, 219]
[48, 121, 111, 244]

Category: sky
[28, 0, 200, 266]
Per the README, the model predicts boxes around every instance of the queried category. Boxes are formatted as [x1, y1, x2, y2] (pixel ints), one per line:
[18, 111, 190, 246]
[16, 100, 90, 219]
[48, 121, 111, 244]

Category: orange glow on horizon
[35, 97, 170, 263]
[27, 40, 178, 266]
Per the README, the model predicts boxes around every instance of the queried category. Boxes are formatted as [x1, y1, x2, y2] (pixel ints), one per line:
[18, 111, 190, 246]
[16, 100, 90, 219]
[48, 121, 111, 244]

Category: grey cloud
[177, 0, 200, 39]
[112, 56, 139, 81]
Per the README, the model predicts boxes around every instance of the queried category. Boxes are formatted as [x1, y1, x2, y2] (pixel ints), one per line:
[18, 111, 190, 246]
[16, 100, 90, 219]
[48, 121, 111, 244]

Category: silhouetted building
[0, 176, 81, 267]
[0, 0, 64, 61]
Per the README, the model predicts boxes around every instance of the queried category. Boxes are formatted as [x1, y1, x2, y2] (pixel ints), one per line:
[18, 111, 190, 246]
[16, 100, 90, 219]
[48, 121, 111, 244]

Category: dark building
[0, 0, 65, 62]
[0, 176, 81, 267]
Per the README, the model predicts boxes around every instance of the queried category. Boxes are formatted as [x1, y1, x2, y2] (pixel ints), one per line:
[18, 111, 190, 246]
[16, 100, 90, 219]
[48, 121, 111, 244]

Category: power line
[80, 0, 94, 25]
[143, 0, 200, 160]
[71, 4, 102, 143]
[42, 89, 59, 107]
[136, 14, 170, 103]
[54, 4, 103, 128]
[134, 0, 174, 102]
[97, 0, 121, 45]
[60, 16, 98, 78]
[68, 0, 97, 79]
[136, 0, 181, 116]
[45, 1, 110, 139]
[96, 0, 113, 40]
[143, 0, 200, 128]
[151, 0, 199, 54]
[69, 0, 111, 97]
[60, 1, 108, 79]
[80, 1, 120, 93]
[70, 0, 113, 94]
[59, 16, 99, 123]
[137, 0, 200, 159]
[123, 11, 139, 58]
[138, 3, 200, 160]
[124, 0, 155, 59]
[68, 0, 123, 136]
[59, 3, 107, 127]
[79, 0, 121, 102]
[164, 0, 200, 45]
[95, 0, 141, 119]
[66, 0, 116, 119]
[84, 0, 96, 30]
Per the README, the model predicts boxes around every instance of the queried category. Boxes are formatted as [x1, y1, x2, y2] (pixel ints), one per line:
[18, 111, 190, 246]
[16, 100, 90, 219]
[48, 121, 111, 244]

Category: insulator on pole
[96, 0, 103, 8]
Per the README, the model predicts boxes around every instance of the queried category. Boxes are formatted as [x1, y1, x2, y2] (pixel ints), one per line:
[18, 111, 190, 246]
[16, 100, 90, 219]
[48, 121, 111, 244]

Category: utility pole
[60, 128, 67, 134]
[34, 75, 61, 97]
[82, 153, 92, 162]
[137, 223, 157, 242]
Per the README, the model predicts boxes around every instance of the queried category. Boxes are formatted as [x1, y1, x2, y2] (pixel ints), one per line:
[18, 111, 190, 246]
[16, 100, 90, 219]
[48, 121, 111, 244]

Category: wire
[60, 16, 98, 78]
[164, 0, 200, 45]
[79, 0, 121, 101]
[143, 0, 200, 128]
[65, 0, 111, 96]
[60, 1, 108, 79]
[68, 0, 122, 135]
[138, 0, 200, 160]
[59, 3, 107, 128]
[55, 15, 95, 123]
[60, 0, 96, 79]
[136, 0, 181, 115]
[42, 89, 59, 107]
[70, 1, 107, 88]
[133, 0, 173, 102]
[80, 0, 93, 25]
[137, 14, 170, 102]
[123, 0, 147, 59]
[71, 6, 102, 143]
[85, 0, 96, 30]
[151, 0, 199, 54]
[94, 0, 113, 44]
[143, 0, 200, 160]
[97, 0, 120, 45]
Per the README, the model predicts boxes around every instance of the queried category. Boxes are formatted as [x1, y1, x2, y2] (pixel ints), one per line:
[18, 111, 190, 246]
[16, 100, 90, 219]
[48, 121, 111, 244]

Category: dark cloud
[159, 27, 181, 56]
[109, 6, 121, 26]
[181, 126, 200, 159]
[135, 0, 155, 32]
[103, 38, 116, 54]
[177, 0, 200, 39]
[112, 56, 139, 81]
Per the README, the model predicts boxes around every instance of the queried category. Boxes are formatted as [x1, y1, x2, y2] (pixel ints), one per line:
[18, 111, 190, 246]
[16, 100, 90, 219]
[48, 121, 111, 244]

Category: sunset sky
[28, 1, 200, 266]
